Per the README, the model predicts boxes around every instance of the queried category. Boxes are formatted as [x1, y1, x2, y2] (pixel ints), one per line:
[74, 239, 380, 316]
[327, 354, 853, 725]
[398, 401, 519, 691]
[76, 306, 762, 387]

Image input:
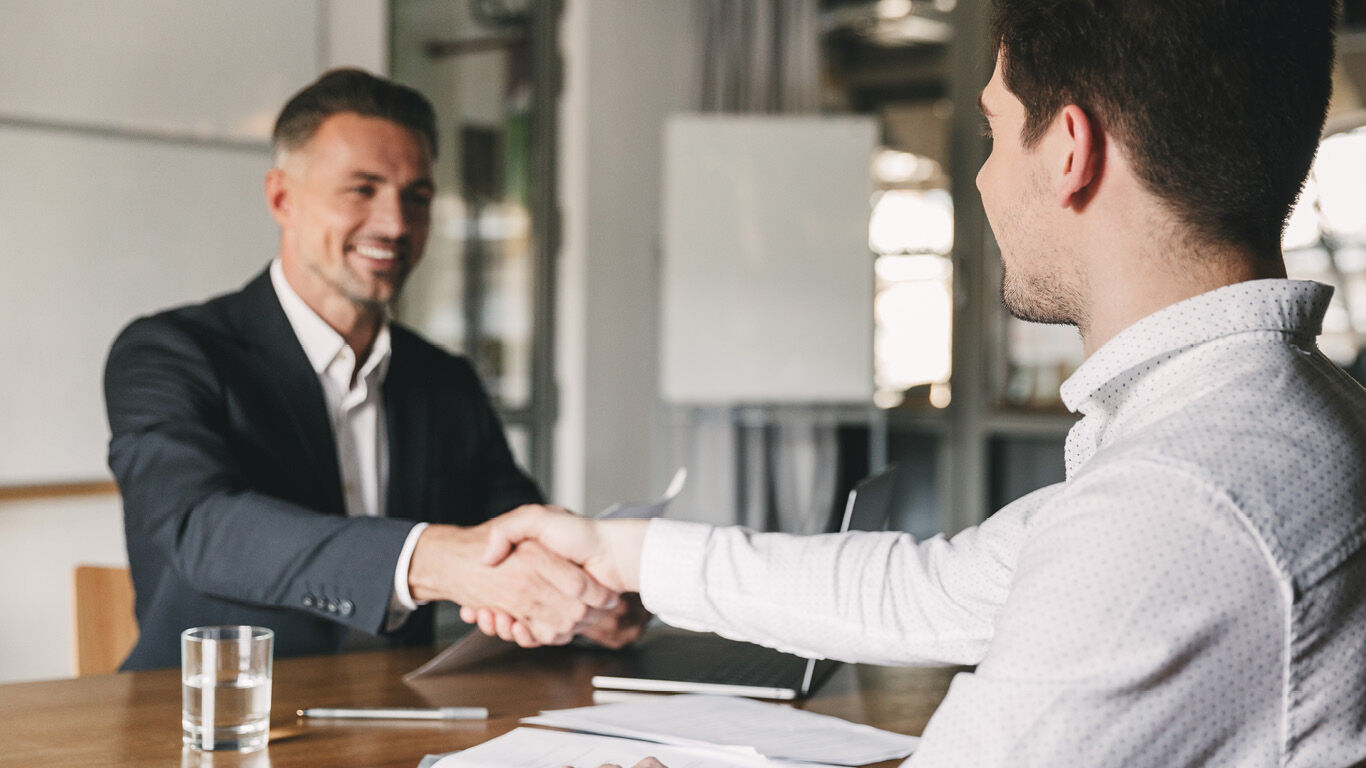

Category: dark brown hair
[991, 0, 1339, 254]
[272, 68, 438, 159]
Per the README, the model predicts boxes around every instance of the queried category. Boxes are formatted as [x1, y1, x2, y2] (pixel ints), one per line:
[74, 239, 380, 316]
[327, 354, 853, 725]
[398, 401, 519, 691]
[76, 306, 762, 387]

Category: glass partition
[390, 0, 557, 481]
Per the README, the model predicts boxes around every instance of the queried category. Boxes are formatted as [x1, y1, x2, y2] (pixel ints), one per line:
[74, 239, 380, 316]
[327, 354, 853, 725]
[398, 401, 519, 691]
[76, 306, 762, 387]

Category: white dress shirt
[270, 261, 427, 626]
[640, 280, 1366, 767]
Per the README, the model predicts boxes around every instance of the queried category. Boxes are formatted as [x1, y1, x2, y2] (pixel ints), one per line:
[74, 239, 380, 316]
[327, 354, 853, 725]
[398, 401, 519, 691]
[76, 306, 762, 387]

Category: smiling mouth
[353, 243, 399, 261]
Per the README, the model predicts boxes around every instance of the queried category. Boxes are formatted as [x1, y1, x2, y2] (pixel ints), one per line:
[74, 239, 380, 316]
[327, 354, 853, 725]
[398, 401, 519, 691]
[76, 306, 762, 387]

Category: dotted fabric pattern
[641, 279, 1366, 767]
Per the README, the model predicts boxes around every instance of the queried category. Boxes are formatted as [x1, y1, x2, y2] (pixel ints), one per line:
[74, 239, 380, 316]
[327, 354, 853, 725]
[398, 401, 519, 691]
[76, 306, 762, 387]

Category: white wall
[325, 0, 390, 75]
[0, 496, 127, 683]
[0, 0, 386, 684]
[555, 0, 697, 514]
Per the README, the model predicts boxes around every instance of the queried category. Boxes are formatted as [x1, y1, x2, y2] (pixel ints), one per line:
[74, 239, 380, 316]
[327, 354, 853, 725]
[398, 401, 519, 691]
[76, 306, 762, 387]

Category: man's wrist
[394, 522, 430, 611]
[407, 523, 480, 603]
[600, 519, 652, 592]
[636, 519, 712, 619]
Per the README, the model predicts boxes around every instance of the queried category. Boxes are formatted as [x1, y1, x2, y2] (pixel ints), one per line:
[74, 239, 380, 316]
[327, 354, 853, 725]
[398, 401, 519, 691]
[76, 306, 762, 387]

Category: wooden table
[0, 644, 957, 768]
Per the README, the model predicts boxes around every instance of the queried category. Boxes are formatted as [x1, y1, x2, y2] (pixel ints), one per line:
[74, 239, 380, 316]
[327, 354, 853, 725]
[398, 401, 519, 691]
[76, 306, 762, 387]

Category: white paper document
[599, 467, 688, 519]
[430, 727, 818, 768]
[522, 694, 919, 766]
[404, 627, 516, 682]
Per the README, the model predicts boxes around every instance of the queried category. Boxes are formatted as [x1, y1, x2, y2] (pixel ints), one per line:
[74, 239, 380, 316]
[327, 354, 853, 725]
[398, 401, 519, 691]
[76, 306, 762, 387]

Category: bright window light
[1284, 122, 1366, 366]
[1313, 128, 1366, 239]
[874, 260, 953, 392]
[1283, 175, 1321, 251]
[868, 189, 953, 255]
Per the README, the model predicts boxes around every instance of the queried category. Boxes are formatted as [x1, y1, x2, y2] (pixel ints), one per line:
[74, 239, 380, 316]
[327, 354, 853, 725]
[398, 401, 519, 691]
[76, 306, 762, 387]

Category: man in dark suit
[105, 69, 643, 670]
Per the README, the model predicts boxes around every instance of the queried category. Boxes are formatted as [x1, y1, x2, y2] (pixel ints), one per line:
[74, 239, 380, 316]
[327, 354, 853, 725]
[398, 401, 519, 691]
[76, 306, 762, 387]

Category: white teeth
[355, 244, 396, 260]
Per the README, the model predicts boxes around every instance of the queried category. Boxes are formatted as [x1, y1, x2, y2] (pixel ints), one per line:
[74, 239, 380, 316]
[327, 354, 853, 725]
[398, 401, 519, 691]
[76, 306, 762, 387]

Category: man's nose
[369, 188, 407, 237]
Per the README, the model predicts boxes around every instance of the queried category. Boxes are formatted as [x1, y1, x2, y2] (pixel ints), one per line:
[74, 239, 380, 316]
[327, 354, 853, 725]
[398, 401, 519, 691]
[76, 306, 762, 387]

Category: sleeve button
[325, 600, 338, 613]
[339, 600, 354, 616]
[302, 594, 316, 608]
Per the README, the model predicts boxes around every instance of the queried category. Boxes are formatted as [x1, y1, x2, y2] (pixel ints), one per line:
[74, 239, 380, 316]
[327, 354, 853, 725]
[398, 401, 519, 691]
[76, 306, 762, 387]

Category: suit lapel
[383, 330, 432, 522]
[228, 270, 345, 515]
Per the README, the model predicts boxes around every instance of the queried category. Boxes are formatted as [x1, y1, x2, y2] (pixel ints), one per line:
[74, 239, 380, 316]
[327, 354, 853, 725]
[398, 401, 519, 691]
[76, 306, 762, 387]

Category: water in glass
[182, 671, 271, 751]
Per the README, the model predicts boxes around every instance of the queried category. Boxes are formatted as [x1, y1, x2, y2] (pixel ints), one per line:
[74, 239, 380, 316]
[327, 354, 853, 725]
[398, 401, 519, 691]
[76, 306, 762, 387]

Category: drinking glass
[181, 626, 274, 752]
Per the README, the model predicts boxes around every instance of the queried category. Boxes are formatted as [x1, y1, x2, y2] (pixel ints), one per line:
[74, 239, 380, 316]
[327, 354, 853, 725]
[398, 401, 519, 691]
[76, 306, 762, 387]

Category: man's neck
[1078, 239, 1287, 357]
[323, 303, 382, 366]
[278, 258, 383, 363]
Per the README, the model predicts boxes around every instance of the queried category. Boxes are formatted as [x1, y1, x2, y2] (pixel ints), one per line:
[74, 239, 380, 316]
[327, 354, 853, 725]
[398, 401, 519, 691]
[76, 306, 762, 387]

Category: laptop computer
[590, 465, 903, 700]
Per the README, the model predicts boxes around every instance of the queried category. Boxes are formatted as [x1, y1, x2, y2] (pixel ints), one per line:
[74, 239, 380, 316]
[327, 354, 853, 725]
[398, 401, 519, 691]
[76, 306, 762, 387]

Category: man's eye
[349, 185, 376, 197]
[403, 191, 434, 207]
[980, 121, 994, 139]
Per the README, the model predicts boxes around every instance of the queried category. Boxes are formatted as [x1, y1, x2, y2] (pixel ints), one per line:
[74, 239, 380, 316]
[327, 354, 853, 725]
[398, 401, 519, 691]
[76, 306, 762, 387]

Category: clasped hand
[458, 505, 652, 648]
[452, 509, 669, 768]
[408, 513, 646, 647]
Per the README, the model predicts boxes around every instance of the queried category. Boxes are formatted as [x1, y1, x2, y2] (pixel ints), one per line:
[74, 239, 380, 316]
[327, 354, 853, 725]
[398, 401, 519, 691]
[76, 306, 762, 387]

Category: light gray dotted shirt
[641, 279, 1366, 767]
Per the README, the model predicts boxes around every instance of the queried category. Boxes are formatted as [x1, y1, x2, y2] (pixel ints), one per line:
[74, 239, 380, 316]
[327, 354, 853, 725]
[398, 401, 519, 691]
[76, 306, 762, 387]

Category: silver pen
[297, 706, 489, 720]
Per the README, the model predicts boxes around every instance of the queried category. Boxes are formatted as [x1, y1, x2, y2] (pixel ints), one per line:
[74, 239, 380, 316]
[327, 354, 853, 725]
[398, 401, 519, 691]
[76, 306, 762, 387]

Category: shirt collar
[269, 259, 392, 382]
[1059, 279, 1333, 412]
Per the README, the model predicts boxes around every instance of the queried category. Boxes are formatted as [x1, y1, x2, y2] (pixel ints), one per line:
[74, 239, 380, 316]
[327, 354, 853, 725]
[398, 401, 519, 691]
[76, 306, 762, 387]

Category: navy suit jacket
[105, 268, 542, 670]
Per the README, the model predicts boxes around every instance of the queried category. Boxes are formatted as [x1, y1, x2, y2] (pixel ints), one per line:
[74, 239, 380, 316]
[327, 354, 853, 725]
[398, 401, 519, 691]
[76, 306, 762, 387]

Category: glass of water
[181, 626, 274, 752]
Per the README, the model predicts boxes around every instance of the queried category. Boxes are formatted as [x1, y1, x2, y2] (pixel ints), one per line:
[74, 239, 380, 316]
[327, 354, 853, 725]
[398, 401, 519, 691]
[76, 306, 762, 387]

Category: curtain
[695, 0, 822, 113]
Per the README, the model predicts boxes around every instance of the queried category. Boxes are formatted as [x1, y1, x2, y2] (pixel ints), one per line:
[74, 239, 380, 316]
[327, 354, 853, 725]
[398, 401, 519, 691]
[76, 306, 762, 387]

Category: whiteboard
[0, 127, 277, 483]
[660, 115, 877, 404]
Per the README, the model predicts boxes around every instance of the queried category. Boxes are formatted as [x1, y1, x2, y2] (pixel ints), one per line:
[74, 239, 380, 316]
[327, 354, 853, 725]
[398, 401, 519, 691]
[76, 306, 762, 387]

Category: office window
[1284, 119, 1366, 378]
[390, 0, 558, 484]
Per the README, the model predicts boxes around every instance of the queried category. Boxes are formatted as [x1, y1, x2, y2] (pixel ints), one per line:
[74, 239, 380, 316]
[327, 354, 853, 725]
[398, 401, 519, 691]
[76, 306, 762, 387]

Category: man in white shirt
[105, 69, 644, 670]
[470, 1, 1366, 765]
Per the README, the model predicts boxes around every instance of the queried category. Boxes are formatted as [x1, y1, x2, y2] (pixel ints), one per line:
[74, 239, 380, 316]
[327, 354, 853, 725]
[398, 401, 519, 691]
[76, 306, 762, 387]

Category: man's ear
[1057, 104, 1101, 208]
[264, 167, 291, 228]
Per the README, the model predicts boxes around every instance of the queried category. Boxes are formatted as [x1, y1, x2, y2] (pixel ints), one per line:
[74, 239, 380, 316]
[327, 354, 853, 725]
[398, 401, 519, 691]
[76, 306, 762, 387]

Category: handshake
[407, 506, 653, 648]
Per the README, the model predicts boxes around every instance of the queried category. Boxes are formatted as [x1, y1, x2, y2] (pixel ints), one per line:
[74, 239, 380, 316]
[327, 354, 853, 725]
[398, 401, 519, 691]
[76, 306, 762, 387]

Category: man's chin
[342, 284, 399, 313]
[1001, 278, 1079, 327]
[344, 272, 407, 309]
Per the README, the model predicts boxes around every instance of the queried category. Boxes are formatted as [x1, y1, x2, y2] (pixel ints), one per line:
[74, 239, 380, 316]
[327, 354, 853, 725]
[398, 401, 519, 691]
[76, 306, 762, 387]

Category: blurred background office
[3, 0, 1365, 683]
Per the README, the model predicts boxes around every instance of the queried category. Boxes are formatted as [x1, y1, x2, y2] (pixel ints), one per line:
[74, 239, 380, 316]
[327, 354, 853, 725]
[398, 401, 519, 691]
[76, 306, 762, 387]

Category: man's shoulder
[112, 269, 271, 351]
[389, 323, 478, 379]
[1076, 364, 1366, 581]
[1043, 453, 1243, 532]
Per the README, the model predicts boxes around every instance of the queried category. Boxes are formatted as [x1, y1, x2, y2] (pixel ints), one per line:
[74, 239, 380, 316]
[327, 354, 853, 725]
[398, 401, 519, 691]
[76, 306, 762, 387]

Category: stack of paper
[523, 694, 918, 766]
[431, 727, 831, 768]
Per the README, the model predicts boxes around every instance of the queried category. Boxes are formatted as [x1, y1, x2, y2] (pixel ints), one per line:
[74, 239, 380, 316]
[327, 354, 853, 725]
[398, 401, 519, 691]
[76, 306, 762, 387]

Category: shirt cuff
[638, 519, 712, 628]
[385, 522, 430, 631]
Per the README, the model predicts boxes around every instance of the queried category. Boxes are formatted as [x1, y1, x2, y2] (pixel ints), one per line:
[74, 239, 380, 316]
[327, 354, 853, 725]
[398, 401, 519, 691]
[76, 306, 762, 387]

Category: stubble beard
[314, 257, 408, 318]
[993, 175, 1089, 331]
[1000, 257, 1087, 329]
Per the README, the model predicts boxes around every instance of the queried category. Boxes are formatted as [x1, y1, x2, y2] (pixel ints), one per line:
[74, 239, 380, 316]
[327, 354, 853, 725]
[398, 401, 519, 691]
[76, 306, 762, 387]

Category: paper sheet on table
[599, 467, 687, 518]
[430, 727, 842, 768]
[405, 468, 686, 681]
[404, 628, 516, 682]
[522, 694, 919, 766]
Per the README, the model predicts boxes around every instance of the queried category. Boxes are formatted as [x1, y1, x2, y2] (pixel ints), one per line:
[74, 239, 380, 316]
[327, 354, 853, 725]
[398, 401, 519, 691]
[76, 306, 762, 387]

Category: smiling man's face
[273, 111, 434, 313]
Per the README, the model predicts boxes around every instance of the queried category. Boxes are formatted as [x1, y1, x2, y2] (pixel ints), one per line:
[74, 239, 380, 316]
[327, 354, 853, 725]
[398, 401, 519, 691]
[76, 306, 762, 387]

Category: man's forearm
[639, 517, 1019, 666]
[123, 481, 413, 633]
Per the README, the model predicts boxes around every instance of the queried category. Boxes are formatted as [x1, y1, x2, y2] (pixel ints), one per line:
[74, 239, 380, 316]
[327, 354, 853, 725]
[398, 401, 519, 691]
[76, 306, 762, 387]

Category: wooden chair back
[72, 565, 138, 676]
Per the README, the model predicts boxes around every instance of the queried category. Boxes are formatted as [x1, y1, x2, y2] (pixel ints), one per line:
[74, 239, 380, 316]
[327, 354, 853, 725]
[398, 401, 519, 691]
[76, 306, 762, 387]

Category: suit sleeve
[105, 316, 414, 635]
